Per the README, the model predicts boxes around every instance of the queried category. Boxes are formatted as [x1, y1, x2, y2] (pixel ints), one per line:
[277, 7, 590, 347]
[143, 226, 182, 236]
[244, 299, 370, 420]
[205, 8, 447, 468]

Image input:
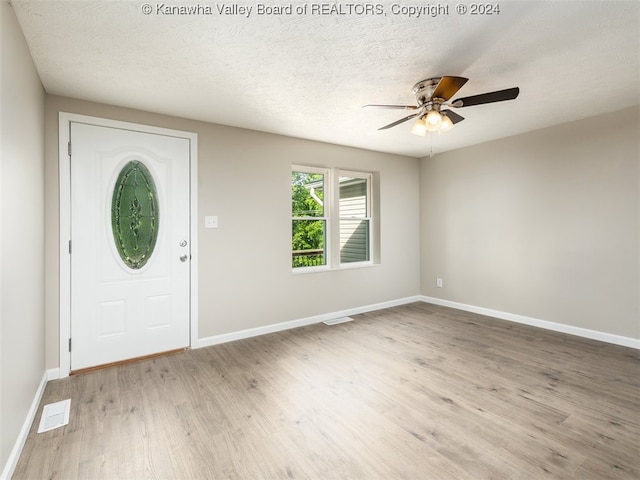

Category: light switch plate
[205, 216, 218, 229]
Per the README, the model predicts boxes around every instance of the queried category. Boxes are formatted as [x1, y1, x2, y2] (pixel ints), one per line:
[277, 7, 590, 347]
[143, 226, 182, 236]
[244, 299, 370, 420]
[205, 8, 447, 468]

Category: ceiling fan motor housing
[412, 78, 444, 109]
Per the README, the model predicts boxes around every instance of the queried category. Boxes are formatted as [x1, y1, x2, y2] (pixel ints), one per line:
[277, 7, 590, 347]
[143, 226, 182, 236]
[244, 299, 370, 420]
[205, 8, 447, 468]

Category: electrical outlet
[436, 277, 443, 288]
[205, 216, 218, 229]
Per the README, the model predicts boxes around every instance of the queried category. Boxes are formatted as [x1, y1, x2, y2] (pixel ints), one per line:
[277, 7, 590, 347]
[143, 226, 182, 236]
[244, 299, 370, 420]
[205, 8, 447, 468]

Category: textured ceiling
[11, 0, 640, 158]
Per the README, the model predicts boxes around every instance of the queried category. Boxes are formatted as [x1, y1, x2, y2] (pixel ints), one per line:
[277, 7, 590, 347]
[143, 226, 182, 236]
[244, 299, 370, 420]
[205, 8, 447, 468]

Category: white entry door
[70, 122, 191, 371]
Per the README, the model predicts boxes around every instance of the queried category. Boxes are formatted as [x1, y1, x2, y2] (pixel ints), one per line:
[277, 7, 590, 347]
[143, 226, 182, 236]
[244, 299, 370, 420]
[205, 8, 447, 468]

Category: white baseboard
[46, 368, 60, 381]
[0, 371, 48, 480]
[195, 295, 423, 348]
[420, 295, 640, 350]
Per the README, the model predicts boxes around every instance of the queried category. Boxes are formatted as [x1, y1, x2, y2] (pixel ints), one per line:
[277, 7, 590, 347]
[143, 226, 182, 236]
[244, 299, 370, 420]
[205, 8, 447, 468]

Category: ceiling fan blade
[378, 112, 421, 130]
[451, 87, 520, 107]
[441, 110, 465, 124]
[363, 104, 418, 110]
[432, 76, 469, 101]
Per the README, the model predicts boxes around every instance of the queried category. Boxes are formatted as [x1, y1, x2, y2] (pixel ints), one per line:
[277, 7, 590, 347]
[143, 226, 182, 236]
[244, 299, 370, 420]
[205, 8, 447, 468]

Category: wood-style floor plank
[13, 302, 640, 479]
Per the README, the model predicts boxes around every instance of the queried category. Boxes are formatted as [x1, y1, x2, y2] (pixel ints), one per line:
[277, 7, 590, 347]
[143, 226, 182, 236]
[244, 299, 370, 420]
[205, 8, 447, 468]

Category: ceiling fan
[363, 76, 519, 135]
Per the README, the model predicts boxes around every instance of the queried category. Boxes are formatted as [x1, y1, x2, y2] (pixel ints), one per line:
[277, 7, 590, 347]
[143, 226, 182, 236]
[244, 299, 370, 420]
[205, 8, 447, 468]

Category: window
[339, 173, 370, 264]
[292, 166, 373, 270]
[291, 167, 327, 268]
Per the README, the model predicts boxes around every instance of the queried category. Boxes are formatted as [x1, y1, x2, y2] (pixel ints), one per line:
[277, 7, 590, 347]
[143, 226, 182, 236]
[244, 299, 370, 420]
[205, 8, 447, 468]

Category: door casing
[58, 112, 199, 378]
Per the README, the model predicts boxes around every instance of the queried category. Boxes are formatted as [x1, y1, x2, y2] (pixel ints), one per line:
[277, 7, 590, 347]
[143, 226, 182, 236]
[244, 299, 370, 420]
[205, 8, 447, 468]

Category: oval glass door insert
[111, 160, 159, 269]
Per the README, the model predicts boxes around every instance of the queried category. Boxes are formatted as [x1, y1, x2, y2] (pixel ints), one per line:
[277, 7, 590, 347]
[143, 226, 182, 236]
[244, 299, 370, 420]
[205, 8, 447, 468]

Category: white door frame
[58, 112, 198, 378]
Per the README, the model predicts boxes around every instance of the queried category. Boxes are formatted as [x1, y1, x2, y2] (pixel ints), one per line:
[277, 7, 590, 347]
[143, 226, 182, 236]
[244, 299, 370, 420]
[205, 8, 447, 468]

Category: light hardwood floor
[13, 303, 640, 479]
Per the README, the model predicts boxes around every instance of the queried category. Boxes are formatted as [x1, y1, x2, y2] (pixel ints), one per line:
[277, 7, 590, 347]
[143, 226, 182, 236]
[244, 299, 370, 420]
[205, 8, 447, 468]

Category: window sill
[292, 261, 377, 275]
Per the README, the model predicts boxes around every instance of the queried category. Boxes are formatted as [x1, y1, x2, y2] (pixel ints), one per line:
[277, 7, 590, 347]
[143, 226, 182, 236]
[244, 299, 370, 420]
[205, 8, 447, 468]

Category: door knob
[180, 254, 189, 262]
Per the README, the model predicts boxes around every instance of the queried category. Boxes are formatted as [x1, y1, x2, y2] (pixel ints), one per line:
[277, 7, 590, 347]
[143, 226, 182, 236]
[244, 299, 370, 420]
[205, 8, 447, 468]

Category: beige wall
[44, 95, 422, 369]
[421, 106, 640, 339]
[0, 2, 46, 471]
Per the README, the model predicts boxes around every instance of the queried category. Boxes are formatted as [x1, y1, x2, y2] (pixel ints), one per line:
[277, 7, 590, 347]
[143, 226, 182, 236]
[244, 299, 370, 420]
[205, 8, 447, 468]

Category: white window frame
[338, 170, 373, 267]
[292, 166, 331, 271]
[292, 165, 374, 273]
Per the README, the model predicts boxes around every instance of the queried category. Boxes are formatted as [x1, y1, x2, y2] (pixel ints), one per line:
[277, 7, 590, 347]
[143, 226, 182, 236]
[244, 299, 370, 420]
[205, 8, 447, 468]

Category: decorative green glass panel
[111, 161, 159, 269]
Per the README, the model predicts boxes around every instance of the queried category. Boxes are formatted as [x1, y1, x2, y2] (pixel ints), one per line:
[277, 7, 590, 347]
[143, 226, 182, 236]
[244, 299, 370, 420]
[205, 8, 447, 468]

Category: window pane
[292, 219, 326, 267]
[340, 219, 369, 263]
[292, 171, 324, 217]
[339, 175, 370, 264]
[339, 176, 367, 217]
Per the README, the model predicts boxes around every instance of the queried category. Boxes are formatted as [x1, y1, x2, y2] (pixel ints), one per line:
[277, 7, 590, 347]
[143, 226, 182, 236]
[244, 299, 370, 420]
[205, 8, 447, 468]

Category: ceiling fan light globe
[438, 115, 454, 133]
[425, 110, 442, 128]
[410, 117, 428, 136]
[425, 119, 440, 133]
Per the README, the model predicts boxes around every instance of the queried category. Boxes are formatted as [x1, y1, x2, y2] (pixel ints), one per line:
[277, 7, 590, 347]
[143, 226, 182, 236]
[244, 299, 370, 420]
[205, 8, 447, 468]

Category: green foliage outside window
[292, 171, 325, 267]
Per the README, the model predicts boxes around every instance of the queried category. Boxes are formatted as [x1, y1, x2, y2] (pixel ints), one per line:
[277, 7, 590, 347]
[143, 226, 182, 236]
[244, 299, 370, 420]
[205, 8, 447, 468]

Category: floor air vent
[323, 316, 354, 326]
[38, 399, 71, 433]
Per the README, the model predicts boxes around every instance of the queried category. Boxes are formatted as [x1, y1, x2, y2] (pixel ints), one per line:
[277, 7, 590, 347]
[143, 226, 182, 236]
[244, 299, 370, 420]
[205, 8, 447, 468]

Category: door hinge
[68, 240, 72, 254]
[68, 338, 72, 352]
[68, 141, 72, 157]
